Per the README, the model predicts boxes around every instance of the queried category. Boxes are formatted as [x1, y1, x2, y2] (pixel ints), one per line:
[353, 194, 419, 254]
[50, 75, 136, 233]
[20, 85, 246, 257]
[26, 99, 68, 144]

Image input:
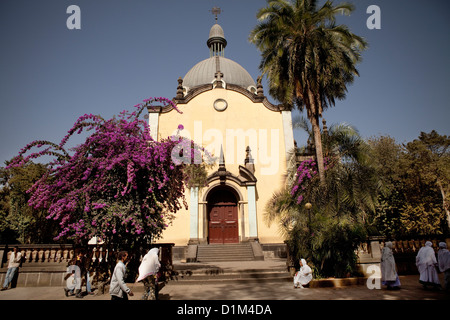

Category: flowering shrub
[7, 98, 203, 248]
[290, 157, 330, 205]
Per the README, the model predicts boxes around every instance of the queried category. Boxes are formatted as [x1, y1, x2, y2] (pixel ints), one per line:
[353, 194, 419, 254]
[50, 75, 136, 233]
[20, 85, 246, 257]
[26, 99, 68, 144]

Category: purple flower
[9, 96, 199, 245]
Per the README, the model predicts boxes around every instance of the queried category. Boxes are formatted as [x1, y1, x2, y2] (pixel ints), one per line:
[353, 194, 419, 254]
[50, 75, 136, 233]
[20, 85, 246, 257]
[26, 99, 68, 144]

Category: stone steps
[169, 262, 292, 285]
[196, 243, 255, 262]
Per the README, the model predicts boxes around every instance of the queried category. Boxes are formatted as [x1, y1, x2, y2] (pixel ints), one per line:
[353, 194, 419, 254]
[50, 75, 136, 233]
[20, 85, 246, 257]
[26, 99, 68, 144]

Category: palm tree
[265, 120, 381, 277]
[250, 0, 367, 183]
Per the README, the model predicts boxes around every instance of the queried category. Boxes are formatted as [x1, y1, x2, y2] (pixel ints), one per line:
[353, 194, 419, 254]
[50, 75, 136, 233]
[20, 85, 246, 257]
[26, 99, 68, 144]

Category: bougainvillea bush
[8, 98, 204, 249]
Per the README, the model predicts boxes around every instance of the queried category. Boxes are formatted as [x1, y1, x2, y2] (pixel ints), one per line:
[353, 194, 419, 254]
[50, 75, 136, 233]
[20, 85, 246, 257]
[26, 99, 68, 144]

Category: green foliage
[250, 0, 367, 183]
[0, 162, 59, 244]
[267, 122, 376, 277]
[369, 131, 450, 236]
[400, 203, 444, 235]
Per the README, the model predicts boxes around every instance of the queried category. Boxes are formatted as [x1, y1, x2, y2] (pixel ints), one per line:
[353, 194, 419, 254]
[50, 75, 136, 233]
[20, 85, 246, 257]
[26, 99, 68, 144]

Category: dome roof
[209, 23, 225, 39]
[183, 56, 256, 90]
[182, 23, 256, 92]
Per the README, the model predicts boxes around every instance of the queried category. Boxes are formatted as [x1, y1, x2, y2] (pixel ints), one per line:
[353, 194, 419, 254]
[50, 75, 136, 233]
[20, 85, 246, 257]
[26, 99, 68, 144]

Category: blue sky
[0, 0, 449, 166]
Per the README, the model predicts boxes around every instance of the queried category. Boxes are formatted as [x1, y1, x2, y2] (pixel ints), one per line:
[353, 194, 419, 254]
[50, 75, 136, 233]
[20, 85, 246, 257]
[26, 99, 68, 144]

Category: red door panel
[208, 204, 238, 244]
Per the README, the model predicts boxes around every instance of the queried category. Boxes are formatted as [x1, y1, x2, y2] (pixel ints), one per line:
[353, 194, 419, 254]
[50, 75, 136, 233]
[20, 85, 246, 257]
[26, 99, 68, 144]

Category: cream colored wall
[154, 88, 287, 245]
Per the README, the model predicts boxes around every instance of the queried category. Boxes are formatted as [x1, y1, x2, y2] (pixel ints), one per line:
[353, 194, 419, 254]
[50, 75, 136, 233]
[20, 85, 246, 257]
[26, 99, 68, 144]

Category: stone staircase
[170, 260, 292, 285]
[196, 243, 256, 262]
[167, 243, 292, 285]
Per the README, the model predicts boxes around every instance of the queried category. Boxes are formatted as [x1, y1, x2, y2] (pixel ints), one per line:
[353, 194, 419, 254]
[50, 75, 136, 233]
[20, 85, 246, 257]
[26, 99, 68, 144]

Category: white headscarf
[294, 258, 313, 285]
[416, 241, 437, 271]
[136, 248, 161, 282]
[438, 242, 450, 272]
[381, 241, 397, 281]
[300, 259, 311, 274]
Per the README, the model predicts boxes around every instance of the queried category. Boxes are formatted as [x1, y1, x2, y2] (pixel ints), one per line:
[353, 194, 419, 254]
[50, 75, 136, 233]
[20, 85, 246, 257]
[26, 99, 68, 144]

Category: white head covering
[300, 259, 310, 271]
[438, 242, 450, 272]
[416, 241, 437, 269]
[136, 248, 161, 282]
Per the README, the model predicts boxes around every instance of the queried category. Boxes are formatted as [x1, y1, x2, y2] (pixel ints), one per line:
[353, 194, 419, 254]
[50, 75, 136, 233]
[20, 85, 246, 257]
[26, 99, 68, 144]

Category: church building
[148, 18, 295, 260]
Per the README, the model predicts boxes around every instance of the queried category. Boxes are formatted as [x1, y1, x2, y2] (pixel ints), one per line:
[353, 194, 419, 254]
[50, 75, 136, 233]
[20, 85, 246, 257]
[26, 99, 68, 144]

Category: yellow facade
[149, 23, 294, 248]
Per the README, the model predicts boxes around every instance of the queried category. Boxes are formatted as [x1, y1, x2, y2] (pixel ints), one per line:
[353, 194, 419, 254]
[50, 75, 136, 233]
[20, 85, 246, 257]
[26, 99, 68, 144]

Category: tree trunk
[311, 113, 325, 184]
[437, 179, 450, 228]
[304, 87, 325, 184]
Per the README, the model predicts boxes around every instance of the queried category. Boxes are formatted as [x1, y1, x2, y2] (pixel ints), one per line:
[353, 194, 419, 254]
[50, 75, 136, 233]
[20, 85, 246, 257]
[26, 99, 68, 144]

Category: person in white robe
[293, 259, 313, 288]
[438, 242, 450, 292]
[136, 248, 161, 300]
[415, 241, 441, 289]
[380, 241, 401, 289]
[63, 262, 81, 297]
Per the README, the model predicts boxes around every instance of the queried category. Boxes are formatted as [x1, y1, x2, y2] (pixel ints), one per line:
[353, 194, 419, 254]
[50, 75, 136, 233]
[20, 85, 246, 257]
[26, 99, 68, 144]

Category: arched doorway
[207, 187, 239, 244]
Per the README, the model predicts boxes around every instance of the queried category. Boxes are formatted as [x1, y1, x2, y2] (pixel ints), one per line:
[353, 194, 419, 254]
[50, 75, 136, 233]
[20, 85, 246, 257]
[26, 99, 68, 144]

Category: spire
[245, 146, 255, 174]
[207, 7, 227, 57]
[218, 145, 227, 182]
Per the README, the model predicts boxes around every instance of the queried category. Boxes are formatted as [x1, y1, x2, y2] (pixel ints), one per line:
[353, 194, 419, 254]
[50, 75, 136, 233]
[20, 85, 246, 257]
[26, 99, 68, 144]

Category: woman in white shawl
[293, 259, 313, 288]
[380, 242, 401, 289]
[415, 241, 441, 289]
[438, 242, 450, 291]
[137, 248, 161, 300]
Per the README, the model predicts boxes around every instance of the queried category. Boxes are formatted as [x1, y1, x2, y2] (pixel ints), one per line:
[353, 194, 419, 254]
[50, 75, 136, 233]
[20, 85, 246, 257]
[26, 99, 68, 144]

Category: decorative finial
[219, 145, 225, 167]
[256, 75, 264, 97]
[218, 145, 227, 181]
[176, 77, 184, 99]
[245, 146, 255, 174]
[210, 7, 222, 22]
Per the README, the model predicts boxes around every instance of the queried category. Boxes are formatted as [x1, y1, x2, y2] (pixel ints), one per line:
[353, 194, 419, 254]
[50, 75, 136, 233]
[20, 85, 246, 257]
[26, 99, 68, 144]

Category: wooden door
[208, 190, 239, 244]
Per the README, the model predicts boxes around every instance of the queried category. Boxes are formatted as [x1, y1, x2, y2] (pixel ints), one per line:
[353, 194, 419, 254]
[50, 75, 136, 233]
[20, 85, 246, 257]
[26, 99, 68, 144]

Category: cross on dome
[210, 7, 222, 22]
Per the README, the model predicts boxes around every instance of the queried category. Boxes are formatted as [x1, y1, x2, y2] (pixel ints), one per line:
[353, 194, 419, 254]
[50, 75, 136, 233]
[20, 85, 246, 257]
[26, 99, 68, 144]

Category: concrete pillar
[189, 187, 199, 243]
[247, 185, 257, 239]
[148, 112, 159, 141]
[281, 110, 295, 164]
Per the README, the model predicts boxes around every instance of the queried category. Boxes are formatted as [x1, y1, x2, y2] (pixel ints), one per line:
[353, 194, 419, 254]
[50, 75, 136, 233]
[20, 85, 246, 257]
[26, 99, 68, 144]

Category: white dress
[380, 242, 401, 288]
[416, 241, 440, 287]
[293, 259, 312, 288]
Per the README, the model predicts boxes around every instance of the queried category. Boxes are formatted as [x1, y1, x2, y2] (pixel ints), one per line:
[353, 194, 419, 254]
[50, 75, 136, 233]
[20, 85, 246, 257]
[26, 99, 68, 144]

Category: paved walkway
[0, 259, 448, 300]
[0, 274, 448, 300]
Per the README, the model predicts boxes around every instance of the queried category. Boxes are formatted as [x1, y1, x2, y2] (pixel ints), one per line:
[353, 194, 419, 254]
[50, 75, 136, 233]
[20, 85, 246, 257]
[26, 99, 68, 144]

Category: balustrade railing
[0, 243, 174, 288]
[0, 244, 115, 269]
[357, 237, 450, 275]
[357, 237, 450, 257]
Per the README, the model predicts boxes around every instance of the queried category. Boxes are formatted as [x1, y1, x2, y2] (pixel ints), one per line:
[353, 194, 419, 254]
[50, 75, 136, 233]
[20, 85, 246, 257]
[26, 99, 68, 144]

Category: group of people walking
[380, 240, 450, 291]
[292, 240, 450, 292]
[63, 247, 161, 300]
[63, 250, 94, 298]
[3, 241, 449, 297]
[109, 248, 161, 300]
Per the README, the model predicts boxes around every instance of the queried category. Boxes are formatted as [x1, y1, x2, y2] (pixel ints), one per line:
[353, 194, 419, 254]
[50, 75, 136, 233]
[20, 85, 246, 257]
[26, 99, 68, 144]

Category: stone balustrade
[0, 244, 113, 287]
[0, 244, 115, 268]
[0, 243, 174, 288]
[357, 237, 450, 275]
